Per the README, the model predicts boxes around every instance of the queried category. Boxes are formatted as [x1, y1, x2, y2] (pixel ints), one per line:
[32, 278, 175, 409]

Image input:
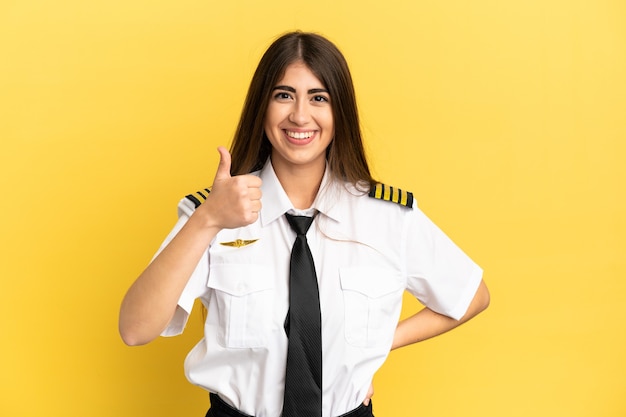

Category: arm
[363, 281, 488, 404]
[118, 147, 262, 346]
[391, 279, 490, 350]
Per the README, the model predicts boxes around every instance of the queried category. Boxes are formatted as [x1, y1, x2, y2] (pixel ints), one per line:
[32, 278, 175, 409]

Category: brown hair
[229, 31, 375, 189]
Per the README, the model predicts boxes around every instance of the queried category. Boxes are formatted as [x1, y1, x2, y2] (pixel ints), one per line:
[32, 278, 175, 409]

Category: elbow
[119, 329, 145, 347]
[119, 324, 146, 347]
[476, 279, 491, 313]
[118, 304, 176, 346]
[461, 280, 490, 322]
[119, 327, 155, 347]
[118, 301, 162, 346]
[118, 318, 155, 347]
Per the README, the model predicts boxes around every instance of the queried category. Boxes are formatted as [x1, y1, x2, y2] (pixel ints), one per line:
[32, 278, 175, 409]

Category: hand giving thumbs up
[196, 146, 263, 230]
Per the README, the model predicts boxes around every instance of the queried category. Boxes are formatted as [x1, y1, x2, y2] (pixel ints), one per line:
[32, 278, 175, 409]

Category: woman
[119, 31, 490, 417]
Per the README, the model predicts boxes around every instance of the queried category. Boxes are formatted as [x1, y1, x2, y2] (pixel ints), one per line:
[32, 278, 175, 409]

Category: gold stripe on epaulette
[370, 184, 383, 199]
[383, 184, 391, 201]
[400, 189, 408, 206]
[368, 183, 414, 208]
[185, 187, 212, 208]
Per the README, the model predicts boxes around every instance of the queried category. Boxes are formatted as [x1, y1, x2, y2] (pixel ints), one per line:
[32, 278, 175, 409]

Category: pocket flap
[340, 267, 403, 298]
[208, 264, 273, 296]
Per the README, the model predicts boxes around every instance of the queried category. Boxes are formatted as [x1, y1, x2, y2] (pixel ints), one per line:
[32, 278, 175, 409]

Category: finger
[243, 174, 263, 188]
[214, 146, 232, 181]
[248, 188, 262, 201]
[250, 200, 262, 213]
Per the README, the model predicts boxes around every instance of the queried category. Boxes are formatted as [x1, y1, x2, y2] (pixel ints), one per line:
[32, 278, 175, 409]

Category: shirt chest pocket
[340, 267, 404, 348]
[208, 264, 274, 348]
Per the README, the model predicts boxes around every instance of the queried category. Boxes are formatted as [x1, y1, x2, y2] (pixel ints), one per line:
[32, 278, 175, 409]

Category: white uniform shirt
[159, 160, 483, 417]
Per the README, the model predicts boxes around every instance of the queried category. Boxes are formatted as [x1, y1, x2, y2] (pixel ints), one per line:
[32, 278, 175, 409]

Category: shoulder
[174, 187, 211, 218]
[367, 182, 415, 209]
[184, 188, 212, 209]
[324, 182, 416, 249]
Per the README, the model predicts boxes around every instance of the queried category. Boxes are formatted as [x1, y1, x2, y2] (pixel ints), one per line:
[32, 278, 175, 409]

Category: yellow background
[1, 0, 625, 416]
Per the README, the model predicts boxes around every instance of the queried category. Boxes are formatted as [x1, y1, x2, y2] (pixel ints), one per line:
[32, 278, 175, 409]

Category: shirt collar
[258, 159, 344, 227]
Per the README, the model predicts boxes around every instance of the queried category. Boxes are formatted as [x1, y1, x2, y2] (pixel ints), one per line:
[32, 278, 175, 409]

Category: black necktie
[283, 213, 322, 417]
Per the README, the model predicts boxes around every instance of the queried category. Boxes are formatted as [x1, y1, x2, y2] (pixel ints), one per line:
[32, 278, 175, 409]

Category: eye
[274, 92, 292, 100]
[312, 95, 329, 103]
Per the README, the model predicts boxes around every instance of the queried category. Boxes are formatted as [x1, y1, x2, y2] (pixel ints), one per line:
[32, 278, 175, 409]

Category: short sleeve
[404, 207, 483, 320]
[156, 198, 210, 336]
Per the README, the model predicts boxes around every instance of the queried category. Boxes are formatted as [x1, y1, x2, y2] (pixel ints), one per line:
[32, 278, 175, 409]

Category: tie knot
[285, 213, 314, 236]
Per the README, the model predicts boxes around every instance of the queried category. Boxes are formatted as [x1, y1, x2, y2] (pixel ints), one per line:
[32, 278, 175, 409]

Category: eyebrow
[272, 85, 329, 94]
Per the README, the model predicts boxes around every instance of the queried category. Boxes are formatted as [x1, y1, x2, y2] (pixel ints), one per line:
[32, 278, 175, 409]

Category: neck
[273, 160, 325, 210]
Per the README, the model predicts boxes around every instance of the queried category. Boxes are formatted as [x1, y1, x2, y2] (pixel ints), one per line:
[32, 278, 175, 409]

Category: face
[264, 61, 335, 176]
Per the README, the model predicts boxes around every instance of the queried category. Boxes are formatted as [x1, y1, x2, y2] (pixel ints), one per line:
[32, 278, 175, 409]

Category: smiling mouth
[285, 130, 315, 139]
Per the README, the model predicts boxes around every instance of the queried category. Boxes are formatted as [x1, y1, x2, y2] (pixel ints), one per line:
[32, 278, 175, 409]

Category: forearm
[118, 212, 219, 346]
[391, 280, 490, 350]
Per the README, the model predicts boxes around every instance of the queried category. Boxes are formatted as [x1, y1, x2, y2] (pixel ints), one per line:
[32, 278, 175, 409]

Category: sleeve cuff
[447, 265, 484, 321]
[160, 289, 197, 337]
[160, 304, 192, 337]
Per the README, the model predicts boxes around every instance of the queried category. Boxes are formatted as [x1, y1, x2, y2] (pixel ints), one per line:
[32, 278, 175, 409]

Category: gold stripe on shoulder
[368, 183, 414, 208]
[185, 187, 212, 208]
[374, 184, 383, 199]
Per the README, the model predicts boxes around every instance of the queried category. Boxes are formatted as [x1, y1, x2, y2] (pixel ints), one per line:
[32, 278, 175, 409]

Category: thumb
[214, 146, 232, 180]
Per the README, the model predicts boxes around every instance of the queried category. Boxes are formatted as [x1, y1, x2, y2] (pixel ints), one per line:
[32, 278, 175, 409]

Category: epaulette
[368, 183, 414, 208]
[185, 188, 212, 208]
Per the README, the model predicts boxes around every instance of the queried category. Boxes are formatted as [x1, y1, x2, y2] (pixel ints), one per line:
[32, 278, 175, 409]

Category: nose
[288, 100, 310, 126]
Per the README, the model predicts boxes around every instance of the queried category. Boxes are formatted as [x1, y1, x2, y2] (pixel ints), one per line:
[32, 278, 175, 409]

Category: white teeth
[286, 131, 314, 139]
